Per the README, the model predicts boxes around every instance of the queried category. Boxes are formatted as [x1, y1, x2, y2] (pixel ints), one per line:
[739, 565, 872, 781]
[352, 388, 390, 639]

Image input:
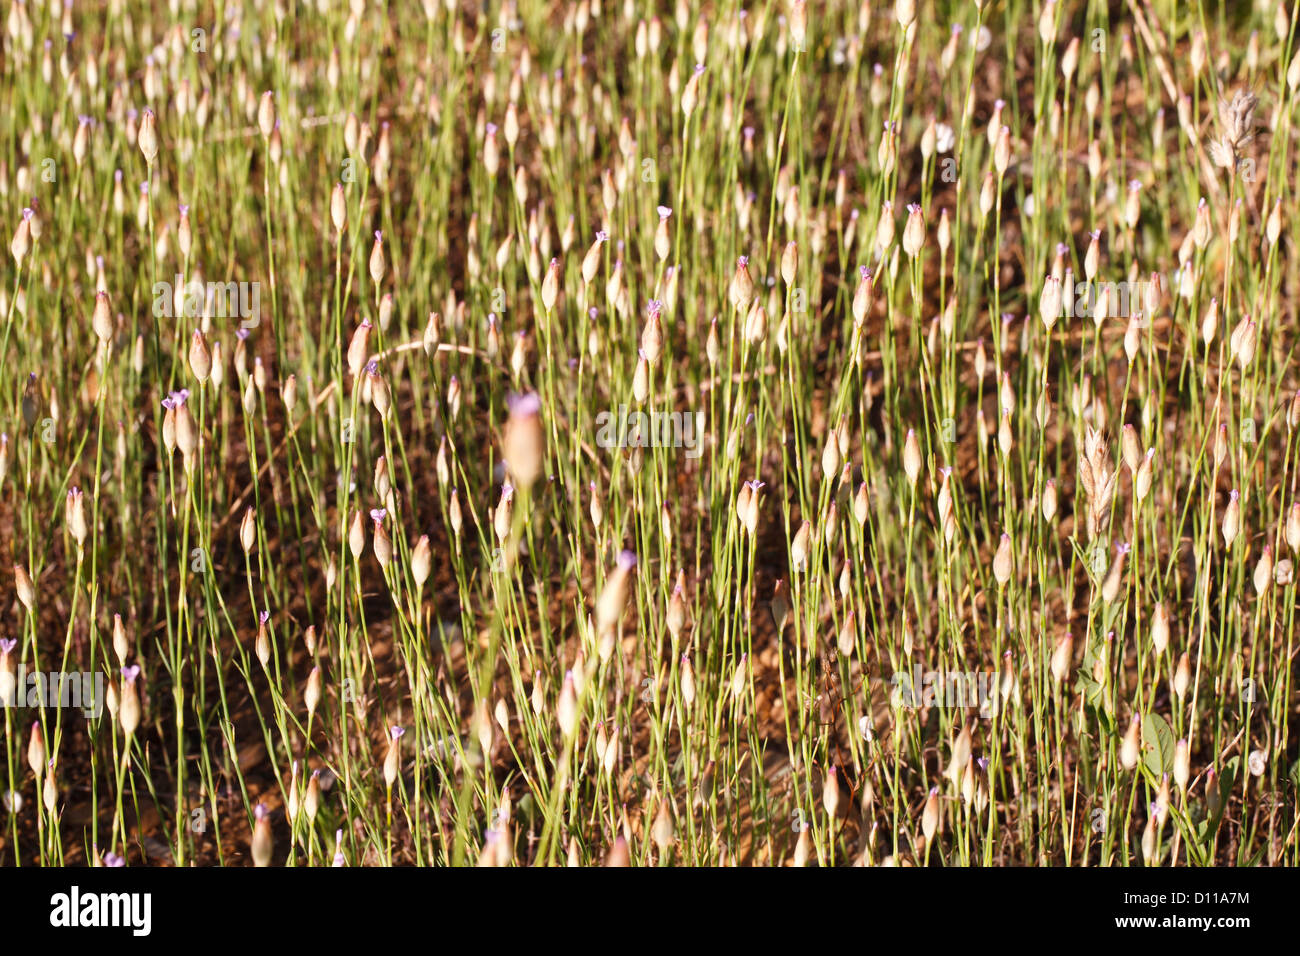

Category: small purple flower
[485, 122, 498, 135]
[390, 725, 405, 741]
[694, 63, 705, 74]
[509, 392, 541, 416]
[595, 230, 609, 242]
[236, 327, 250, 340]
[254, 803, 269, 821]
[114, 169, 122, 182]
[121, 665, 141, 684]
[1090, 229, 1101, 240]
[737, 255, 748, 267]
[364, 359, 379, 375]
[617, 550, 637, 571]
[139, 182, 149, 196]
[374, 230, 383, 242]
[657, 206, 672, 219]
[369, 508, 386, 524]
[0, 639, 15, 654]
[104, 852, 125, 867]
[259, 610, 270, 624]
[179, 204, 189, 216]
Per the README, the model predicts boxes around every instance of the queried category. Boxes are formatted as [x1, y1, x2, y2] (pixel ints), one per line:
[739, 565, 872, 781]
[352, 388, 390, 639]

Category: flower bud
[1151, 602, 1169, 656]
[383, 725, 404, 789]
[138, 109, 159, 163]
[993, 533, 1013, 586]
[368, 230, 386, 284]
[257, 91, 276, 139]
[251, 803, 273, 866]
[331, 183, 347, 234]
[1050, 632, 1073, 683]
[305, 666, 322, 718]
[92, 291, 114, 342]
[120, 665, 141, 736]
[902, 429, 922, 486]
[1120, 715, 1141, 770]
[412, 535, 432, 589]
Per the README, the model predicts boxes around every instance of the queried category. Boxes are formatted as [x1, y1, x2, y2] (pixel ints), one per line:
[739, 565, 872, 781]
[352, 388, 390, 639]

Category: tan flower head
[1209, 89, 1258, 169]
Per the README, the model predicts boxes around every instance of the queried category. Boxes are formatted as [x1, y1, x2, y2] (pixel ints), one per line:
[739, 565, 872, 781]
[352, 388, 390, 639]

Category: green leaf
[1142, 713, 1175, 776]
